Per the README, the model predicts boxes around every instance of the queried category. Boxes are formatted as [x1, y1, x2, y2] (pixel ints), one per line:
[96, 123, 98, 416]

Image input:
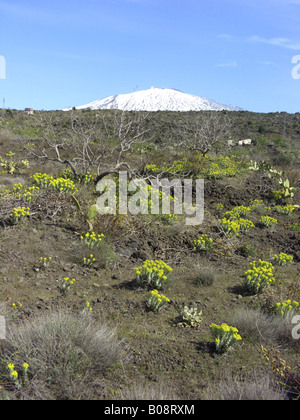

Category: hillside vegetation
[0, 109, 299, 400]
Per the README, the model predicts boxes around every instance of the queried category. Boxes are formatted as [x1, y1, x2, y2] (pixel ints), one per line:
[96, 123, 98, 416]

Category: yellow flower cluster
[60, 168, 96, 184]
[60, 277, 76, 295]
[147, 289, 170, 313]
[289, 223, 300, 232]
[193, 234, 214, 252]
[12, 183, 23, 198]
[260, 215, 278, 228]
[244, 260, 275, 294]
[7, 362, 29, 389]
[83, 254, 96, 267]
[23, 186, 40, 203]
[145, 163, 161, 174]
[210, 323, 242, 354]
[8, 363, 19, 384]
[218, 218, 240, 236]
[82, 171, 96, 185]
[160, 213, 178, 225]
[273, 252, 293, 266]
[83, 301, 93, 313]
[225, 206, 252, 220]
[30, 173, 53, 188]
[201, 156, 242, 179]
[163, 159, 192, 174]
[0, 152, 29, 174]
[50, 178, 76, 193]
[146, 158, 194, 176]
[8, 183, 40, 203]
[81, 232, 104, 249]
[136, 260, 173, 289]
[40, 256, 52, 267]
[222, 206, 254, 231]
[250, 199, 264, 208]
[273, 204, 295, 215]
[274, 300, 299, 318]
[238, 218, 255, 232]
[30, 173, 76, 193]
[10, 207, 30, 225]
[11, 302, 22, 310]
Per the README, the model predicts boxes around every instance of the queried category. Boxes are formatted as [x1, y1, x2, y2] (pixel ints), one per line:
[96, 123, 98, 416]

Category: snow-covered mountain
[63, 87, 241, 112]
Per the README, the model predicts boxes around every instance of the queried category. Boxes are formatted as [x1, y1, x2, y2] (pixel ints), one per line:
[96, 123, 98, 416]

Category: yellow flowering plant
[200, 156, 243, 179]
[39, 256, 52, 268]
[238, 218, 255, 232]
[274, 300, 299, 318]
[23, 186, 40, 203]
[59, 277, 76, 296]
[82, 301, 93, 314]
[210, 323, 242, 354]
[83, 254, 96, 267]
[272, 252, 293, 266]
[244, 260, 275, 294]
[273, 204, 295, 215]
[259, 215, 278, 228]
[218, 218, 240, 236]
[225, 206, 252, 220]
[193, 234, 214, 252]
[30, 173, 53, 188]
[7, 362, 30, 389]
[30, 173, 76, 193]
[135, 260, 173, 289]
[147, 290, 170, 313]
[11, 302, 23, 320]
[80, 232, 105, 249]
[49, 178, 76, 193]
[10, 207, 30, 225]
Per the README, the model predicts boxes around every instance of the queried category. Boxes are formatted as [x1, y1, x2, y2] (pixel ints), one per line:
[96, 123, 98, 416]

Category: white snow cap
[63, 87, 241, 112]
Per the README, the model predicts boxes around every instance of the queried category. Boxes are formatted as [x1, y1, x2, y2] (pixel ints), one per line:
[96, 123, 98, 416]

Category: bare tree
[26, 109, 153, 182]
[95, 109, 152, 183]
[176, 112, 232, 156]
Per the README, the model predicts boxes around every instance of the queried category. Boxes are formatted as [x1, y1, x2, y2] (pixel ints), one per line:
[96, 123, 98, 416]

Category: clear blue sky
[0, 0, 299, 113]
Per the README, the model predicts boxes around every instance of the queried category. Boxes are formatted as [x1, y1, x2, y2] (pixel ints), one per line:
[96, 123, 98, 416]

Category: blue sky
[0, 0, 299, 112]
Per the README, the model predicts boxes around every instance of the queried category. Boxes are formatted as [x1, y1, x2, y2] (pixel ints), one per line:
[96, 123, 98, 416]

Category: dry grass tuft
[0, 309, 125, 400]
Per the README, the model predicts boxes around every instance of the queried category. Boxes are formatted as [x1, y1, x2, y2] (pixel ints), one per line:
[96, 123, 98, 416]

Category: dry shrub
[195, 265, 217, 286]
[204, 369, 286, 400]
[228, 308, 297, 346]
[1, 309, 125, 400]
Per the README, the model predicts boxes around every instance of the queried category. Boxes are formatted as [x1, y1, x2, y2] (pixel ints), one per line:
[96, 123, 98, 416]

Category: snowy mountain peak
[63, 87, 241, 112]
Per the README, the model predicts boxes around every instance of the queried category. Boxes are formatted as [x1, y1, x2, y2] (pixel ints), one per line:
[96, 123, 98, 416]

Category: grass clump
[195, 266, 217, 286]
[0, 310, 124, 400]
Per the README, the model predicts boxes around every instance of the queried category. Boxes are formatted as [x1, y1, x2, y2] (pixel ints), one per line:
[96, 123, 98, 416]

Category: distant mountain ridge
[63, 87, 242, 112]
